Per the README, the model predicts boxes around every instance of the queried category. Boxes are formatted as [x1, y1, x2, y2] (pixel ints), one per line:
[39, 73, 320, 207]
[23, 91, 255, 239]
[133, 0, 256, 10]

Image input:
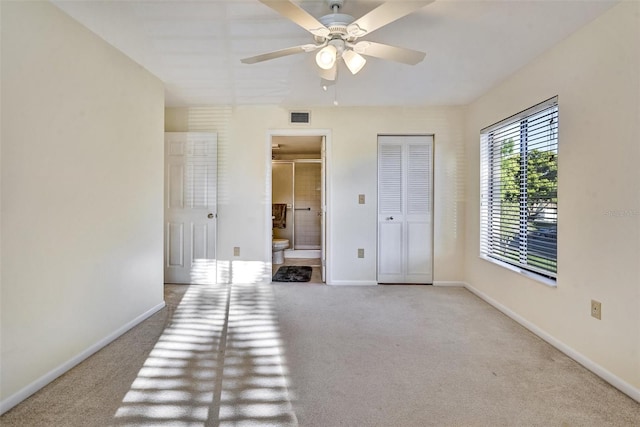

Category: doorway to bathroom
[272, 160, 322, 251]
[267, 130, 330, 283]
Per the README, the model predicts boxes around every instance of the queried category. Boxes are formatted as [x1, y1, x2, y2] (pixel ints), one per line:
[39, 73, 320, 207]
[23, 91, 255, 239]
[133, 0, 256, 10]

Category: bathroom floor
[271, 257, 323, 284]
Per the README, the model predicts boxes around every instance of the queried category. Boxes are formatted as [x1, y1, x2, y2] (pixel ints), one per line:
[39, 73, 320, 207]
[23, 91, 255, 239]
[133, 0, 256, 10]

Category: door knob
[387, 216, 394, 220]
[208, 213, 214, 219]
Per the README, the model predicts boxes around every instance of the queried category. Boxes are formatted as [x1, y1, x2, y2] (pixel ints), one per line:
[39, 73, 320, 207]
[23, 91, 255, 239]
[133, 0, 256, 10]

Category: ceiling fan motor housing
[317, 12, 357, 44]
[312, 0, 354, 42]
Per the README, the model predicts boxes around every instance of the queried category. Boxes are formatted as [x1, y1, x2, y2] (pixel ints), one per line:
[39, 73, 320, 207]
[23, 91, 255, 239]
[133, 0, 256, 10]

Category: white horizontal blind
[480, 97, 558, 278]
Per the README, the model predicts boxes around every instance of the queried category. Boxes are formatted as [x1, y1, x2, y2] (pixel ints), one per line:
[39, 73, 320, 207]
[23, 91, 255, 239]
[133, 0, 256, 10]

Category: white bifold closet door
[377, 135, 433, 284]
[164, 132, 217, 284]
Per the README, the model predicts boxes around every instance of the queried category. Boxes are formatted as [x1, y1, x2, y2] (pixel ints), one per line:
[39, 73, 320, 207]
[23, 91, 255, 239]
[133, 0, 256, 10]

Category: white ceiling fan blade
[241, 44, 319, 64]
[318, 64, 337, 81]
[353, 41, 426, 65]
[259, 0, 330, 38]
[347, 1, 434, 37]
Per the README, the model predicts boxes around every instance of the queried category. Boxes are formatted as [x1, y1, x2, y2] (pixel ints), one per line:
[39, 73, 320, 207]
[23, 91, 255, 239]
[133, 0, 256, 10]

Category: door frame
[265, 129, 332, 283]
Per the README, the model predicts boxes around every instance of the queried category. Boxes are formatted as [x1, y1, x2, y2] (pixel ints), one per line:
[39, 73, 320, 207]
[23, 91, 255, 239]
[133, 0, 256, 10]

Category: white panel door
[165, 132, 217, 284]
[377, 135, 433, 284]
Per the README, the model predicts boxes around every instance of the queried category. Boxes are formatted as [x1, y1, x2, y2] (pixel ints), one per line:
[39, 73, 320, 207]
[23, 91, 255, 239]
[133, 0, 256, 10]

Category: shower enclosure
[272, 160, 322, 252]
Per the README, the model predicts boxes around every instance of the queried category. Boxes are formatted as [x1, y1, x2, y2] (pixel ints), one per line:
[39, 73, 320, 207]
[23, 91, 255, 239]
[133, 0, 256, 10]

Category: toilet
[272, 239, 289, 264]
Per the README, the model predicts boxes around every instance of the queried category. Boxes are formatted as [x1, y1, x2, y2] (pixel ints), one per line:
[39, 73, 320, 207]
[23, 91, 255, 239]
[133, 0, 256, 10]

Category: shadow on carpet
[272, 266, 312, 282]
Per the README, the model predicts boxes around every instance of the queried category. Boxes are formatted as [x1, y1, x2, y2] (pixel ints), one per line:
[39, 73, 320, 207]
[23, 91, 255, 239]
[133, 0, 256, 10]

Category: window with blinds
[480, 97, 558, 279]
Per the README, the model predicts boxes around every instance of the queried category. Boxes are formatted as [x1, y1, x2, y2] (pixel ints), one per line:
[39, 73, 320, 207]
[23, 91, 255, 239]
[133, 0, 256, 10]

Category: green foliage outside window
[500, 139, 558, 223]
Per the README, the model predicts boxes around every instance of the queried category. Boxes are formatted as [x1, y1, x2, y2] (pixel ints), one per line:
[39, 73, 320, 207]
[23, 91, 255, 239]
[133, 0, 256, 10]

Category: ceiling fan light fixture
[343, 49, 366, 75]
[316, 45, 337, 70]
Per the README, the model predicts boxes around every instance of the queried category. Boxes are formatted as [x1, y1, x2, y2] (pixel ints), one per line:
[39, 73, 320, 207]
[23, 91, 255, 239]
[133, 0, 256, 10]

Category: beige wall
[464, 1, 640, 391]
[166, 106, 466, 284]
[0, 1, 165, 408]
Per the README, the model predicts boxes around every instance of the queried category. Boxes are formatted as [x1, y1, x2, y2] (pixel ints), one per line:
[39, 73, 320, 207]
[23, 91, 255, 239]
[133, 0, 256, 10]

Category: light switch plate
[234, 247, 240, 256]
[358, 194, 365, 204]
[358, 248, 365, 258]
[591, 300, 601, 320]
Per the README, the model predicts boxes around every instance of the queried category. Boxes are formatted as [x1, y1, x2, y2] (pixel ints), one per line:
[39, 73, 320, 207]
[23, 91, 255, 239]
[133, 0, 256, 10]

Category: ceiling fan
[241, 0, 433, 80]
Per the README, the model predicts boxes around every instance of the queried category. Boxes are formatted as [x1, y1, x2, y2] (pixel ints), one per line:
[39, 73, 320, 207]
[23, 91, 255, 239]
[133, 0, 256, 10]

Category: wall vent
[289, 111, 311, 124]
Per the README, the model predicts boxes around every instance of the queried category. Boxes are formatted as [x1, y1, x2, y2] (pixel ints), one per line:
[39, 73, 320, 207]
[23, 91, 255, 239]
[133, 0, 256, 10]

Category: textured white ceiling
[52, 0, 618, 107]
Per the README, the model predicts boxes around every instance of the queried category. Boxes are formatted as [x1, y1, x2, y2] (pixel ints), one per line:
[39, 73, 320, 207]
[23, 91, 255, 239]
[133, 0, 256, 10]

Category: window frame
[480, 97, 558, 284]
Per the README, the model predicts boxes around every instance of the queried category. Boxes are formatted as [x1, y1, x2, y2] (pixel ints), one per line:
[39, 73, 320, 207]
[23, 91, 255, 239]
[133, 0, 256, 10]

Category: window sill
[480, 255, 557, 288]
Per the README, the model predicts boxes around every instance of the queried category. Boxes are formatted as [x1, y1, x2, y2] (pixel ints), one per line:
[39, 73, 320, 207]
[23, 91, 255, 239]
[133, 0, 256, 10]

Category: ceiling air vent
[290, 111, 311, 124]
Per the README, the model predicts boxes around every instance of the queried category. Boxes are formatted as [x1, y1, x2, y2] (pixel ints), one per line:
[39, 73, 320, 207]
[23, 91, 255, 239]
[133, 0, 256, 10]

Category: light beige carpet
[272, 284, 640, 426]
[1, 282, 639, 426]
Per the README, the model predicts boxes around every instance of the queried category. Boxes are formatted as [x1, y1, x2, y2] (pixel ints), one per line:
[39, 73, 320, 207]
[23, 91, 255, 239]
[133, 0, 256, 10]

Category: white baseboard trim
[0, 301, 166, 415]
[328, 280, 378, 286]
[464, 282, 640, 403]
[433, 281, 466, 287]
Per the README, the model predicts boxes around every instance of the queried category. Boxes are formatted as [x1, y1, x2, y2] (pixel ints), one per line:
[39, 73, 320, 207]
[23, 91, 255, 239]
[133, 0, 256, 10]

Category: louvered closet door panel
[405, 141, 432, 282]
[377, 136, 433, 284]
[378, 138, 404, 283]
[407, 143, 431, 215]
[378, 143, 403, 215]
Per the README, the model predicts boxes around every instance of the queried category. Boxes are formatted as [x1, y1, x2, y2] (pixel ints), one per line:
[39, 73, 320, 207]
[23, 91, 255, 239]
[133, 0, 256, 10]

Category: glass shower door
[293, 162, 321, 250]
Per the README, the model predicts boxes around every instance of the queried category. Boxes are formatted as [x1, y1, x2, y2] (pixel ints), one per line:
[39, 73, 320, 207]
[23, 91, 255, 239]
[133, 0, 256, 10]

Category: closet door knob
[387, 216, 394, 220]
[208, 213, 214, 219]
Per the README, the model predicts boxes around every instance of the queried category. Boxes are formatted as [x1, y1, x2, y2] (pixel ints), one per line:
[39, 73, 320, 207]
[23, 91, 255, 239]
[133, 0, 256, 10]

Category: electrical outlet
[358, 248, 365, 258]
[358, 194, 365, 204]
[233, 247, 240, 257]
[591, 300, 601, 320]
